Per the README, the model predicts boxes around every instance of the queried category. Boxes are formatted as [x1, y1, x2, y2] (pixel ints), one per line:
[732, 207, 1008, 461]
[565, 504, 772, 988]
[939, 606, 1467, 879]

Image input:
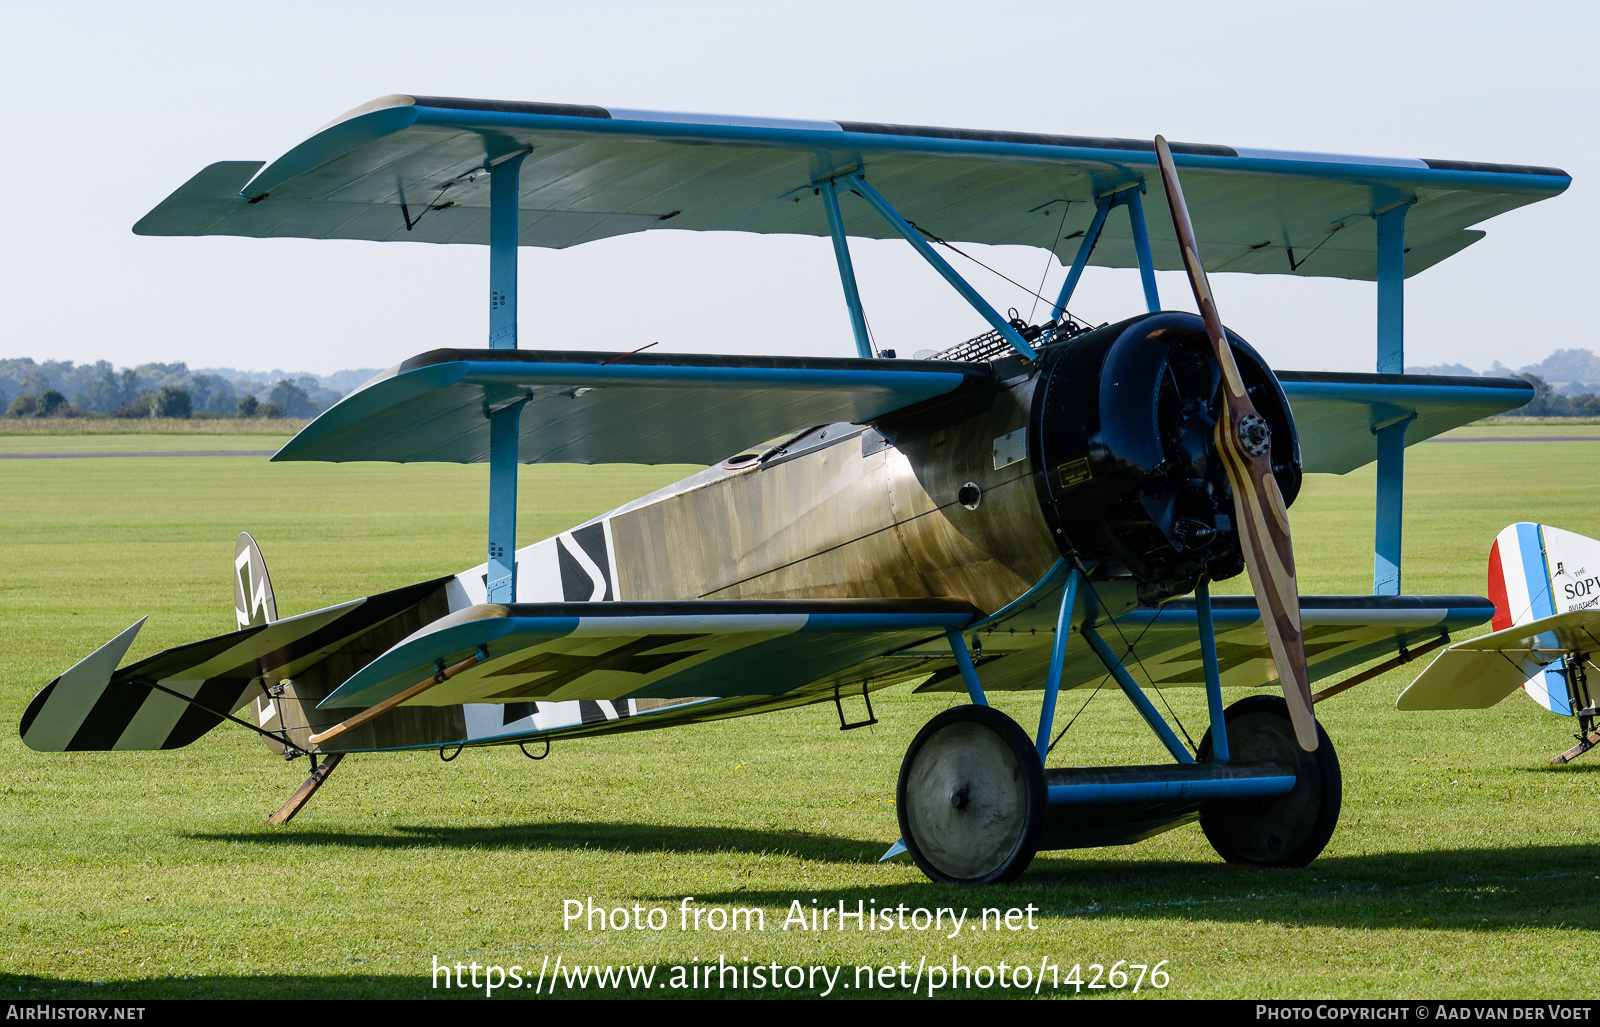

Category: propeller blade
[1154, 135, 1318, 751]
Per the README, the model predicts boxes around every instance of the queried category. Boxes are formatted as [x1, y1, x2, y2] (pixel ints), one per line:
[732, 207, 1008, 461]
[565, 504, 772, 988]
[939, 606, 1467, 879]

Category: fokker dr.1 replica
[20, 96, 1568, 883]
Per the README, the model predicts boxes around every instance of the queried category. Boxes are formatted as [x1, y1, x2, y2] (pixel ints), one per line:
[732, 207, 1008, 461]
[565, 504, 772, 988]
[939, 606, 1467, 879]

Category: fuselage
[461, 366, 1058, 617]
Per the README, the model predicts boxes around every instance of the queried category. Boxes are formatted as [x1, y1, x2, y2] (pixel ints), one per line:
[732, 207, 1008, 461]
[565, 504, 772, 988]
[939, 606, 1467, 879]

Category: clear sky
[0, 0, 1590, 377]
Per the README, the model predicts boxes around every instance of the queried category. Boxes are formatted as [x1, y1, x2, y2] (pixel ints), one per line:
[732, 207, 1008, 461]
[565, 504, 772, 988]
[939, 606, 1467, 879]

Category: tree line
[0, 359, 373, 420]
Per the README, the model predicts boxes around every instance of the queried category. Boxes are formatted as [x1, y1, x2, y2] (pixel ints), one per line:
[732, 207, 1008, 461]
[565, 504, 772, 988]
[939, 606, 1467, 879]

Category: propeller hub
[1237, 413, 1272, 457]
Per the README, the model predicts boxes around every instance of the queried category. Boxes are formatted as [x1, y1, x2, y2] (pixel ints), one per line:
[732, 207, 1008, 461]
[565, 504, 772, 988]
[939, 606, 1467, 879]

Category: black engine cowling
[1029, 312, 1301, 602]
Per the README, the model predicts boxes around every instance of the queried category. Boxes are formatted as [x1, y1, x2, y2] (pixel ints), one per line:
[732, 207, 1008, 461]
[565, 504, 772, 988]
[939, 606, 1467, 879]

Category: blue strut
[485, 151, 529, 603]
[818, 179, 873, 359]
[845, 173, 1037, 360]
[1372, 199, 1414, 596]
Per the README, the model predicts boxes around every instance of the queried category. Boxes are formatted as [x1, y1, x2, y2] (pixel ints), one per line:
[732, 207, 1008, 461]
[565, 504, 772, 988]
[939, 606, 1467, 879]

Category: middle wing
[1279, 372, 1533, 474]
[273, 349, 992, 465]
[272, 348, 1528, 472]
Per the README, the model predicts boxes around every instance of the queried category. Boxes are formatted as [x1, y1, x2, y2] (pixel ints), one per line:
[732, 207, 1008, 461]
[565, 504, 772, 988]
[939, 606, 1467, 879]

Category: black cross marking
[1150, 625, 1352, 685]
[484, 634, 709, 700]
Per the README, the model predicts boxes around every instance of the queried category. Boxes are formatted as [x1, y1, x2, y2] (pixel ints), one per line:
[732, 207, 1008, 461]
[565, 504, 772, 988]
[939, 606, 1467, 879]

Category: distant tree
[75, 370, 124, 414]
[258, 402, 286, 418]
[187, 373, 235, 414]
[1520, 347, 1600, 384]
[123, 391, 154, 418]
[1404, 362, 1480, 377]
[266, 379, 315, 417]
[58, 360, 111, 400]
[237, 394, 259, 417]
[8, 393, 37, 417]
[151, 385, 192, 419]
[35, 389, 69, 417]
[119, 369, 142, 407]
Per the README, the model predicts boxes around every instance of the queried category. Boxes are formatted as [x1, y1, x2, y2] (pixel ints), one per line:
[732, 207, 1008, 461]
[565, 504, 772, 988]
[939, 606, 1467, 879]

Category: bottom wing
[910, 591, 1493, 696]
[309, 599, 978, 750]
[24, 577, 1492, 756]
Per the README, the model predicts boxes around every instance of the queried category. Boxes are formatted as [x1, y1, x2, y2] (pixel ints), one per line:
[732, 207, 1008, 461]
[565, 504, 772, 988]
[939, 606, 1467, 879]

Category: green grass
[1441, 422, 1600, 436]
[0, 435, 292, 454]
[0, 416, 309, 436]
[2, 439, 1598, 1000]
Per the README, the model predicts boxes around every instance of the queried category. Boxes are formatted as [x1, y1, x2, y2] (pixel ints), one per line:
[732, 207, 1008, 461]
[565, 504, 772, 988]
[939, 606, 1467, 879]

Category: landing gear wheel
[1197, 695, 1341, 867]
[897, 705, 1046, 884]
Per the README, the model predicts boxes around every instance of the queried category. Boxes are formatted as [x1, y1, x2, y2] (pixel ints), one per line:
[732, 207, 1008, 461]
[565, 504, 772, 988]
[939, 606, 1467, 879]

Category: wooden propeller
[1154, 135, 1319, 752]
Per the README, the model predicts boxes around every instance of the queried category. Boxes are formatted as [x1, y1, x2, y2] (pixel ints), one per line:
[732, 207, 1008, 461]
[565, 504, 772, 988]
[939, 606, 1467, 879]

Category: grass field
[0, 417, 311, 437]
[3, 433, 1599, 1000]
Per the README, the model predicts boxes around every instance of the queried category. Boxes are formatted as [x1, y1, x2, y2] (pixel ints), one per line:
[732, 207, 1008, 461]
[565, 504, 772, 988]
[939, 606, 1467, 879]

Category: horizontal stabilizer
[1279, 373, 1533, 474]
[20, 577, 451, 751]
[19, 618, 147, 752]
[1397, 609, 1600, 711]
[273, 349, 988, 465]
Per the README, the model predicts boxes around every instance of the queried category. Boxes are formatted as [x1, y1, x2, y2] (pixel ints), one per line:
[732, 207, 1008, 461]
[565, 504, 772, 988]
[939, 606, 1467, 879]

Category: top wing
[134, 95, 1569, 282]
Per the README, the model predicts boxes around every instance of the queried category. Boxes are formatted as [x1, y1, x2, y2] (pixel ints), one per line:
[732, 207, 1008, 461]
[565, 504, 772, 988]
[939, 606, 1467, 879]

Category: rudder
[1485, 522, 1600, 715]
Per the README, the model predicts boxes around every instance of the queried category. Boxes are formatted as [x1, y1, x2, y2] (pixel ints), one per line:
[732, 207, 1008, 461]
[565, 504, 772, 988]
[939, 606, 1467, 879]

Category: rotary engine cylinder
[1029, 312, 1301, 602]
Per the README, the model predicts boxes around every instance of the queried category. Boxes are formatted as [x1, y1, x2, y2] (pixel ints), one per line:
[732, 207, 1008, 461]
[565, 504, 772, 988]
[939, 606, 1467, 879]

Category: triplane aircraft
[20, 96, 1568, 883]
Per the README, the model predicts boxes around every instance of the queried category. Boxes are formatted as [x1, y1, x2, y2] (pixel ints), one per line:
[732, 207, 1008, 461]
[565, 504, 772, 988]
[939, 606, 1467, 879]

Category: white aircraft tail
[234, 531, 278, 628]
[233, 532, 291, 752]
[1485, 522, 1600, 715]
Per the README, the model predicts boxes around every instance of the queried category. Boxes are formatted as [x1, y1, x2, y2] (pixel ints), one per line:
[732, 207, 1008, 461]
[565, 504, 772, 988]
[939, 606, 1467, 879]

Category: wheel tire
[1197, 694, 1341, 868]
[897, 705, 1047, 884]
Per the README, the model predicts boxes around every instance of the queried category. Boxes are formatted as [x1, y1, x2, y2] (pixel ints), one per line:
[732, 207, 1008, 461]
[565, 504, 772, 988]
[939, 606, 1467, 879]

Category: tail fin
[234, 532, 292, 753]
[1485, 523, 1600, 714]
[234, 531, 278, 629]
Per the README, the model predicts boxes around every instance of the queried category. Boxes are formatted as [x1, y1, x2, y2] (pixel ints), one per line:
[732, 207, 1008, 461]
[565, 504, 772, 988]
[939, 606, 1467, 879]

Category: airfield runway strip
[0, 449, 277, 458]
[1423, 435, 1599, 443]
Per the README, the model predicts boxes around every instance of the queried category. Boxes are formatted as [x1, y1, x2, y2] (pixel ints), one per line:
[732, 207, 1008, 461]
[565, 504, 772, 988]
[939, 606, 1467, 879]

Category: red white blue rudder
[1484, 523, 1600, 714]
